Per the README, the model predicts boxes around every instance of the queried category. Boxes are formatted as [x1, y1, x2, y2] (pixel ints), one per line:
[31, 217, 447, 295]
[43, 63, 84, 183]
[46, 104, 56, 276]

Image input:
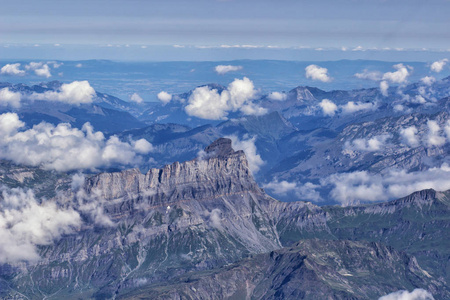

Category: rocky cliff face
[6, 138, 325, 299]
[2, 138, 449, 299]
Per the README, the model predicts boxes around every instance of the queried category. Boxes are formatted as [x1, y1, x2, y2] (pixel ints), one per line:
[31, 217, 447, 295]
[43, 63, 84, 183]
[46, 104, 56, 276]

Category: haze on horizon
[1, 0, 449, 61]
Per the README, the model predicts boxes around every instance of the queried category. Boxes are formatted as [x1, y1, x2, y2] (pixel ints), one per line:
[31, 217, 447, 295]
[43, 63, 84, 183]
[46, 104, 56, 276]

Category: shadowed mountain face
[0, 138, 449, 299]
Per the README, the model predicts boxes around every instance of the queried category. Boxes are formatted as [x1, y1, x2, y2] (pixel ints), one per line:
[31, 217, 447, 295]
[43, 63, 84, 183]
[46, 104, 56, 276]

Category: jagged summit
[204, 137, 243, 158]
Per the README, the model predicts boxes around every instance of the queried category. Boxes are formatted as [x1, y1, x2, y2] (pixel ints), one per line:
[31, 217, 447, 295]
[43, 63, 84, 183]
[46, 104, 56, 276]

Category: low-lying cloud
[157, 91, 173, 104]
[318, 99, 376, 117]
[227, 135, 264, 174]
[1, 63, 26, 76]
[319, 99, 338, 116]
[25, 62, 52, 78]
[30, 81, 95, 105]
[0, 187, 81, 264]
[0, 88, 21, 108]
[430, 58, 448, 73]
[344, 134, 391, 152]
[267, 92, 287, 101]
[0, 113, 153, 172]
[215, 65, 243, 75]
[354, 69, 382, 81]
[130, 93, 143, 103]
[378, 288, 434, 300]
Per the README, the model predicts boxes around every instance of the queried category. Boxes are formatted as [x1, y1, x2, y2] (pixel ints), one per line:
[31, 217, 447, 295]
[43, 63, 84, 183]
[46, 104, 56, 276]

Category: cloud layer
[0, 113, 153, 172]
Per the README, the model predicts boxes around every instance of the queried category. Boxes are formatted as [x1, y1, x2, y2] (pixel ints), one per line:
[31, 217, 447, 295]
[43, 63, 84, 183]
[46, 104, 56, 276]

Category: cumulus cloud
[0, 113, 153, 172]
[25, 62, 52, 78]
[0, 187, 81, 264]
[420, 76, 436, 86]
[30, 81, 95, 105]
[341, 101, 376, 114]
[305, 64, 332, 82]
[267, 92, 287, 101]
[380, 81, 389, 97]
[157, 91, 172, 104]
[426, 120, 446, 147]
[130, 93, 143, 103]
[319, 99, 338, 116]
[378, 288, 434, 300]
[214, 65, 243, 75]
[0, 88, 21, 108]
[344, 134, 391, 152]
[382, 63, 412, 84]
[430, 58, 448, 73]
[354, 69, 382, 81]
[400, 126, 420, 147]
[227, 135, 264, 174]
[185, 77, 266, 120]
[0, 63, 25, 76]
[263, 180, 321, 202]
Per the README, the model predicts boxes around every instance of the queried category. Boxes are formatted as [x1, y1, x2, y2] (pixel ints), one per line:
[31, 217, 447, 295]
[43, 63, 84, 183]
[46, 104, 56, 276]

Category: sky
[1, 0, 450, 60]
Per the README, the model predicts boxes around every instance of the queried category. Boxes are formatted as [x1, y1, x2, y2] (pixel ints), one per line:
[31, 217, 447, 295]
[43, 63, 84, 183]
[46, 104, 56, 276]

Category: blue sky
[1, 0, 449, 60]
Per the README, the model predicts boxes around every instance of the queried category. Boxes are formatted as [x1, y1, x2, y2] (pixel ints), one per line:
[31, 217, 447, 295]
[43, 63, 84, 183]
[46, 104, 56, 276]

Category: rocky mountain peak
[204, 137, 240, 158]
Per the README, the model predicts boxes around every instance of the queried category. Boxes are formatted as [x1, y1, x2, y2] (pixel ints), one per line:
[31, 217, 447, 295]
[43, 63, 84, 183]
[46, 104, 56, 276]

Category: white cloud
[25, 62, 52, 78]
[267, 92, 287, 101]
[185, 77, 266, 120]
[400, 126, 420, 147]
[394, 104, 404, 112]
[0, 113, 153, 172]
[48, 61, 63, 68]
[323, 164, 450, 205]
[0, 188, 81, 264]
[378, 288, 434, 300]
[319, 99, 338, 116]
[341, 101, 376, 114]
[420, 76, 436, 86]
[344, 134, 391, 152]
[426, 120, 446, 147]
[30, 81, 95, 105]
[227, 135, 264, 174]
[0, 63, 25, 76]
[0, 88, 21, 108]
[380, 81, 389, 96]
[215, 65, 243, 75]
[130, 93, 143, 103]
[305, 64, 332, 82]
[157, 91, 173, 104]
[354, 69, 382, 81]
[263, 180, 321, 202]
[430, 58, 448, 73]
[382, 63, 412, 84]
